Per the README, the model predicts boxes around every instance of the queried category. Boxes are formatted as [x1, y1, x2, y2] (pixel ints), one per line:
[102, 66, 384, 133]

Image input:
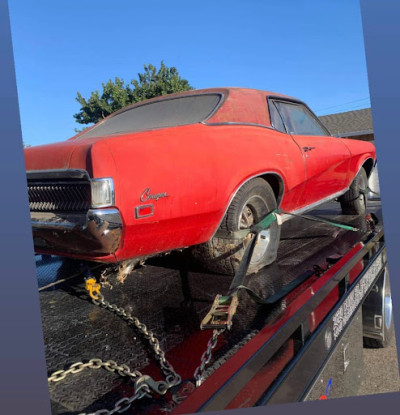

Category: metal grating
[28, 181, 91, 212]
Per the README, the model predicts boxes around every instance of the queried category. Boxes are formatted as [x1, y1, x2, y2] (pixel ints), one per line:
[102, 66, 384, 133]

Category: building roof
[318, 108, 373, 137]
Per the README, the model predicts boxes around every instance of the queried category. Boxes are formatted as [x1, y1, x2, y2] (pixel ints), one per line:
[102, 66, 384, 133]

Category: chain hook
[84, 276, 101, 301]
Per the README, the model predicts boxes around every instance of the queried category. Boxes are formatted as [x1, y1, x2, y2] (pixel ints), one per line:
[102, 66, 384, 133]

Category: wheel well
[212, 173, 285, 237]
[258, 173, 284, 206]
[362, 158, 375, 178]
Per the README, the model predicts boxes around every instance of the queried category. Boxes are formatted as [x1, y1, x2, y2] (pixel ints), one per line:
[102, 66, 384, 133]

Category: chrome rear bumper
[31, 208, 122, 257]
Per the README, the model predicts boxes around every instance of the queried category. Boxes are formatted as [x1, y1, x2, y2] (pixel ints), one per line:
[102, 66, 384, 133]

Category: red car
[25, 88, 376, 275]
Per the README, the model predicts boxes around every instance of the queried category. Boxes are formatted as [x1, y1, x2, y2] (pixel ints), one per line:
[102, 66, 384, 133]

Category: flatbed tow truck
[37, 199, 392, 415]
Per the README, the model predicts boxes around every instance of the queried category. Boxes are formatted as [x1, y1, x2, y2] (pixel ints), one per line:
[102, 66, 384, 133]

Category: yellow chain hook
[85, 277, 101, 300]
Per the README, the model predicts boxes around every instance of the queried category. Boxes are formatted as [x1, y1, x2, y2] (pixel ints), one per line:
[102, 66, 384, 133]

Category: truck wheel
[363, 266, 394, 348]
[192, 178, 281, 275]
[340, 167, 368, 215]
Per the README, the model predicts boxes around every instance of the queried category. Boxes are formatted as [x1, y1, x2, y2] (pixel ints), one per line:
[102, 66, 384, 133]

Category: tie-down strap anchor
[201, 206, 364, 332]
[200, 294, 239, 330]
[201, 209, 279, 331]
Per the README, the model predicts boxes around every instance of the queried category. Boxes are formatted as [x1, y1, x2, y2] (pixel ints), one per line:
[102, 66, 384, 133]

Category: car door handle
[303, 146, 316, 152]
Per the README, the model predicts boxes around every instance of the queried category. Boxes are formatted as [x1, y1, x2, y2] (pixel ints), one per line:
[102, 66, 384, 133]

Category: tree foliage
[74, 62, 194, 125]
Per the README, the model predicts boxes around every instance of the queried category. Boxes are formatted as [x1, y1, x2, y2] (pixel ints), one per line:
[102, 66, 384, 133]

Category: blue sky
[9, 0, 370, 147]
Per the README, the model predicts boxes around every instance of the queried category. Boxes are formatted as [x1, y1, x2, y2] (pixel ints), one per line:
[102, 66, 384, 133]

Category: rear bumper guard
[31, 208, 122, 257]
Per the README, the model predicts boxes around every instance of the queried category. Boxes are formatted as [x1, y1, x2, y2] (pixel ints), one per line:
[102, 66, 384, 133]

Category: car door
[271, 99, 351, 209]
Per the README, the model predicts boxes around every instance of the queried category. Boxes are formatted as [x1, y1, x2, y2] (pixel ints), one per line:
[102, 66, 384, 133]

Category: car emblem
[140, 188, 169, 202]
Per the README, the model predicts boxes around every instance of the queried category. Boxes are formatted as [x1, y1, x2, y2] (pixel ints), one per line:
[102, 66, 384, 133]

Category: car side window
[269, 100, 286, 133]
[273, 101, 329, 136]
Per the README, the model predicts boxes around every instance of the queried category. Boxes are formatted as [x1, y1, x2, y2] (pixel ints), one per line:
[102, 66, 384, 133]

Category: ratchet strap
[279, 210, 359, 232]
[201, 206, 361, 330]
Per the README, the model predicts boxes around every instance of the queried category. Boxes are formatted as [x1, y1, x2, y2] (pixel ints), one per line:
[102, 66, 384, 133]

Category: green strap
[216, 208, 358, 240]
[202, 205, 364, 332]
[226, 207, 358, 300]
[252, 209, 280, 233]
[227, 210, 279, 295]
[279, 210, 359, 232]
[214, 209, 280, 239]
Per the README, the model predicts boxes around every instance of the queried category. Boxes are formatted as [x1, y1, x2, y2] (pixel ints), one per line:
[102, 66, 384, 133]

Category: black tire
[192, 178, 281, 275]
[363, 266, 394, 348]
[340, 167, 368, 215]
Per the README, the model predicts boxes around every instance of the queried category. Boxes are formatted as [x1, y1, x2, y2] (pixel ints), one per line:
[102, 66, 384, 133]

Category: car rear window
[77, 94, 222, 139]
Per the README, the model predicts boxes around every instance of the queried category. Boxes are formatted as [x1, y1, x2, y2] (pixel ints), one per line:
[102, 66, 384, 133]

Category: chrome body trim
[202, 121, 274, 130]
[278, 157, 375, 223]
[31, 208, 122, 256]
[280, 187, 349, 223]
[26, 169, 91, 181]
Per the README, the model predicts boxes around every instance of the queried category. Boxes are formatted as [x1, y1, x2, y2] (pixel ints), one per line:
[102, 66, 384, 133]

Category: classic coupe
[25, 88, 376, 275]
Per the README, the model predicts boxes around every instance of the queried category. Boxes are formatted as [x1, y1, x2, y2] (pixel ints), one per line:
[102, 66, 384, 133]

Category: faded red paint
[24, 88, 376, 262]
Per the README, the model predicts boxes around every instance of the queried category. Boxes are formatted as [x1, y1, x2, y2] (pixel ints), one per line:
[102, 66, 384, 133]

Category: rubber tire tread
[340, 167, 368, 215]
[192, 178, 280, 275]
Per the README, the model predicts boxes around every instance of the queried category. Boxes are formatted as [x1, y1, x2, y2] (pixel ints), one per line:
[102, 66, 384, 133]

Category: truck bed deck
[37, 200, 383, 414]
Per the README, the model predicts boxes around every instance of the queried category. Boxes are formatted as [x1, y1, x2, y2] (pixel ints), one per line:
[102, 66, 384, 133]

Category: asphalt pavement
[358, 330, 400, 396]
[356, 179, 400, 397]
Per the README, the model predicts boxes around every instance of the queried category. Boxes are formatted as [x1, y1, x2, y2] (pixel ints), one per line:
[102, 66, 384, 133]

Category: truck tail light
[90, 178, 115, 208]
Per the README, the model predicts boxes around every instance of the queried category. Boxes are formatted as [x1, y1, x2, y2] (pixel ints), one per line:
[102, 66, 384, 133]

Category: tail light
[90, 178, 115, 208]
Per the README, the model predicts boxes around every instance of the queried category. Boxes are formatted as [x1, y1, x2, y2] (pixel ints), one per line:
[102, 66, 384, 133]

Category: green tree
[74, 62, 193, 126]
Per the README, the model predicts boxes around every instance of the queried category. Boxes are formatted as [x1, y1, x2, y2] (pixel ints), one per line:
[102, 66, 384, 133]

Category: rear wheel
[192, 178, 281, 275]
[340, 167, 368, 215]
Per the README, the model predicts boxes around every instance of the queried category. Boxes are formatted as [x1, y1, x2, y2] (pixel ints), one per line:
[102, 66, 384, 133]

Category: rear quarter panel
[103, 124, 306, 260]
[102, 126, 220, 259]
[339, 138, 376, 184]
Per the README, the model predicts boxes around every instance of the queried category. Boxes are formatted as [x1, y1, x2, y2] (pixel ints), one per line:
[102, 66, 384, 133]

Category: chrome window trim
[267, 96, 332, 136]
[77, 92, 226, 139]
[201, 92, 228, 122]
[268, 99, 288, 134]
[202, 121, 274, 130]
